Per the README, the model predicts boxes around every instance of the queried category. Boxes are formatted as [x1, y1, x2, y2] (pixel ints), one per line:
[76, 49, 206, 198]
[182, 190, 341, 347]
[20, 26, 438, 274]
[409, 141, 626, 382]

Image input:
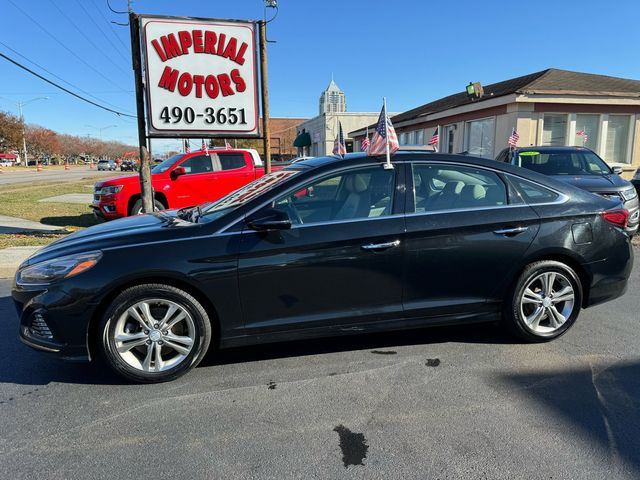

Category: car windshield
[199, 169, 301, 222]
[516, 150, 612, 175]
[152, 154, 185, 174]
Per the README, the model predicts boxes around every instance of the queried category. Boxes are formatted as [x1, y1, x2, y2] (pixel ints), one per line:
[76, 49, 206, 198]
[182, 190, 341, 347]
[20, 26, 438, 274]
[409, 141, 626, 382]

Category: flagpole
[383, 97, 393, 170]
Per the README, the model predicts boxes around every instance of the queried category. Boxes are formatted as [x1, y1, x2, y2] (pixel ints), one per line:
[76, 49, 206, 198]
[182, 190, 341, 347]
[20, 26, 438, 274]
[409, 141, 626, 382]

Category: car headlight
[620, 187, 638, 202]
[97, 185, 123, 195]
[18, 251, 102, 285]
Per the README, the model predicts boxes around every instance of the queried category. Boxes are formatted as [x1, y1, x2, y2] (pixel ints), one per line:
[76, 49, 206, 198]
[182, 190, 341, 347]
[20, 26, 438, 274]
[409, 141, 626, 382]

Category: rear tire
[504, 260, 582, 342]
[99, 284, 212, 383]
[130, 198, 165, 216]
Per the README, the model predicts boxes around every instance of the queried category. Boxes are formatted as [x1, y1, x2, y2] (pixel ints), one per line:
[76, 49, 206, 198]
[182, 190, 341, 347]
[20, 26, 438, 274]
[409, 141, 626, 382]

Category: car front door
[403, 161, 540, 320]
[236, 163, 406, 334]
[168, 154, 215, 207]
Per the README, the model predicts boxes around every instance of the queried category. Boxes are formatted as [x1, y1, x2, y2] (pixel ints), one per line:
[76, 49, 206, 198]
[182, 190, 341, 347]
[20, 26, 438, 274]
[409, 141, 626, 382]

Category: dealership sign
[141, 16, 259, 137]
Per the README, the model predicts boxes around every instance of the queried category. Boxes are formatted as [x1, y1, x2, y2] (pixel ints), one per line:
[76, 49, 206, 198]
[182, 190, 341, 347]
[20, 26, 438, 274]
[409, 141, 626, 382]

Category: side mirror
[612, 166, 624, 175]
[247, 208, 292, 231]
[171, 166, 186, 179]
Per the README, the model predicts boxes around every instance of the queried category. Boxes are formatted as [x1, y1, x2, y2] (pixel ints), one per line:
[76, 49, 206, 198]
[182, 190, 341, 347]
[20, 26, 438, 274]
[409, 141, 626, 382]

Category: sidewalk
[0, 246, 41, 278]
[0, 214, 64, 234]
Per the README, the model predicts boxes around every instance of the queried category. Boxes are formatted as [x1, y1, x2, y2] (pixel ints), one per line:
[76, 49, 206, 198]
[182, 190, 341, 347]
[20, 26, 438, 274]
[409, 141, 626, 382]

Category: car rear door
[403, 161, 540, 320]
[206, 152, 256, 201]
[235, 163, 406, 334]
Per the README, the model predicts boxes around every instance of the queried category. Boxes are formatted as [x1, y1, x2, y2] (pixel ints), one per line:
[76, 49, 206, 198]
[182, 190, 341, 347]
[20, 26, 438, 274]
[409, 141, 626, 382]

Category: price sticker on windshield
[141, 16, 259, 137]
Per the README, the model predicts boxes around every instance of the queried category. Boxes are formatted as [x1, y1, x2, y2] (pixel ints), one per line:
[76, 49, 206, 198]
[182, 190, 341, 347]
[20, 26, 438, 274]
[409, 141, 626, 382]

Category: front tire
[130, 198, 165, 216]
[100, 284, 212, 383]
[504, 260, 582, 342]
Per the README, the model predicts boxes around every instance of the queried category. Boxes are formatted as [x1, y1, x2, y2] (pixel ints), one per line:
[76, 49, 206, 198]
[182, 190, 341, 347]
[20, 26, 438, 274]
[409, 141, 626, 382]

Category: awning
[0, 153, 17, 159]
[293, 131, 311, 147]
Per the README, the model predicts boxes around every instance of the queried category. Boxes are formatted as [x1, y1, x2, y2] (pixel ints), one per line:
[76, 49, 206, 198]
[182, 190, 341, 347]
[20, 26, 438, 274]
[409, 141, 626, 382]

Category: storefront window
[415, 130, 424, 145]
[604, 115, 630, 164]
[542, 114, 567, 146]
[464, 118, 495, 158]
[575, 114, 599, 150]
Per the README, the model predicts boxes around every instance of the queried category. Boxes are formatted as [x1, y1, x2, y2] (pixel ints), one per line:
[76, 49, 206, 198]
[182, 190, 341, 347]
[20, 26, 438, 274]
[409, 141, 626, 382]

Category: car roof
[289, 150, 584, 196]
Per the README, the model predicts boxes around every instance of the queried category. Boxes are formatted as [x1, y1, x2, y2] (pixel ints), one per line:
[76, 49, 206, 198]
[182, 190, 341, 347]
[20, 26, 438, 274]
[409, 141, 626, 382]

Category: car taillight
[601, 209, 629, 228]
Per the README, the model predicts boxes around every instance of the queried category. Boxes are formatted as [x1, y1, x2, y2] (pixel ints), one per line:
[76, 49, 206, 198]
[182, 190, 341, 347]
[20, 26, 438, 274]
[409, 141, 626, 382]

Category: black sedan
[496, 146, 639, 233]
[12, 152, 634, 383]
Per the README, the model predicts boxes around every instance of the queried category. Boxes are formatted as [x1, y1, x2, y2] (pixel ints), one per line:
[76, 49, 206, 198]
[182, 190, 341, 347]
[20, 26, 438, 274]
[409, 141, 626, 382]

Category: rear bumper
[583, 236, 634, 308]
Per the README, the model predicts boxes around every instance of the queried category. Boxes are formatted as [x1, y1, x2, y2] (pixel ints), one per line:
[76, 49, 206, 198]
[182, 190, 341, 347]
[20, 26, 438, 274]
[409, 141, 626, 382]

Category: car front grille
[29, 312, 53, 340]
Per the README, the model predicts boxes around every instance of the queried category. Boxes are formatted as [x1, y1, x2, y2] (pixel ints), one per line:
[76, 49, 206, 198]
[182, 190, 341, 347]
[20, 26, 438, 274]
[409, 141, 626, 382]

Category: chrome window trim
[217, 162, 398, 234]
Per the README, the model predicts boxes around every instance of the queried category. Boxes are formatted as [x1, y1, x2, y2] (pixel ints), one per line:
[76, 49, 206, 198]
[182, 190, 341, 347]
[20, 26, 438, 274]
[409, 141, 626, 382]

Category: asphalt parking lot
[1, 252, 639, 479]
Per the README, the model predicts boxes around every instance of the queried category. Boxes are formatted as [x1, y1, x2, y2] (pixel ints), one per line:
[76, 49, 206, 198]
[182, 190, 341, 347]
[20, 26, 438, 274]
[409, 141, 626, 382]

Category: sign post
[259, 20, 271, 174]
[129, 12, 154, 213]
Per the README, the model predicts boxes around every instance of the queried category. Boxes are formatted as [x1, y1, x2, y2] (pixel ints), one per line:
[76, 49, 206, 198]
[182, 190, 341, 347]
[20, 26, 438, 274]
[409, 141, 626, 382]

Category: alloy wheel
[519, 271, 576, 334]
[113, 299, 196, 372]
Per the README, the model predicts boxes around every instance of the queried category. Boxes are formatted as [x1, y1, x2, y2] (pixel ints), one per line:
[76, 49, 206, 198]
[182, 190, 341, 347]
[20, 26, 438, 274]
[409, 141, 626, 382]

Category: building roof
[324, 79, 343, 93]
[352, 69, 640, 135]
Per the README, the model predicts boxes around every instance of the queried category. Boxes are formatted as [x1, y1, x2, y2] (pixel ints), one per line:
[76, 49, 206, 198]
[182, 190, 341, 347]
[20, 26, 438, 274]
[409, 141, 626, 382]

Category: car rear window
[516, 151, 611, 175]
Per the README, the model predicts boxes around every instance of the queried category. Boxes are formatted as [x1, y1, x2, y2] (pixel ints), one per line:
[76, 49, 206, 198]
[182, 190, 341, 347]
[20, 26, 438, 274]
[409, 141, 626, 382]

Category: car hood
[94, 174, 141, 188]
[21, 211, 198, 268]
[550, 174, 630, 193]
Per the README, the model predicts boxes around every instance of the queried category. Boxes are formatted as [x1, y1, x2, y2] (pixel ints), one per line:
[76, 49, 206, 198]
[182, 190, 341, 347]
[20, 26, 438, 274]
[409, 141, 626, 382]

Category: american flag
[576, 129, 588, 144]
[184, 139, 190, 153]
[333, 121, 347, 156]
[368, 105, 399, 156]
[508, 128, 520, 148]
[201, 140, 208, 154]
[361, 128, 370, 152]
[428, 127, 439, 146]
[224, 139, 232, 149]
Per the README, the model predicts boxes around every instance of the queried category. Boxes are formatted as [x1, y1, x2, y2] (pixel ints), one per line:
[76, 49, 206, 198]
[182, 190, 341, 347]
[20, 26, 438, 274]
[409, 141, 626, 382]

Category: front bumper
[12, 281, 96, 361]
[91, 193, 125, 220]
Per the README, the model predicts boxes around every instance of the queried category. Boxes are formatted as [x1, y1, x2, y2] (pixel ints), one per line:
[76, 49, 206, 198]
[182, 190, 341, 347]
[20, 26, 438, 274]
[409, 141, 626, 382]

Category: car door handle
[493, 226, 528, 236]
[361, 240, 401, 251]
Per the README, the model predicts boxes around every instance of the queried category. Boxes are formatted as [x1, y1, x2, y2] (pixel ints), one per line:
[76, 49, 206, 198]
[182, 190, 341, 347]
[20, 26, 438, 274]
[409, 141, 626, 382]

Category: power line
[74, 0, 130, 63]
[0, 50, 136, 118]
[7, 0, 130, 93]
[0, 40, 134, 113]
[93, 0, 131, 55]
[49, 0, 129, 76]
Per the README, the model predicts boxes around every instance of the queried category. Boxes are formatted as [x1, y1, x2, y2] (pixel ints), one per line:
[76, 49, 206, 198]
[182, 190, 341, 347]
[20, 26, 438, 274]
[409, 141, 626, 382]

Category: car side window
[218, 153, 246, 171]
[412, 163, 507, 213]
[267, 166, 396, 225]
[179, 155, 213, 174]
[508, 176, 560, 204]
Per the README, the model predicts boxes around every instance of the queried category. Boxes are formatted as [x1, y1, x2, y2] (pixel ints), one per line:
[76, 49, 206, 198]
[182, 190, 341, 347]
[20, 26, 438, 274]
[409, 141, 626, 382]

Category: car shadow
[40, 214, 103, 228]
[498, 362, 640, 475]
[199, 320, 515, 368]
[0, 293, 512, 386]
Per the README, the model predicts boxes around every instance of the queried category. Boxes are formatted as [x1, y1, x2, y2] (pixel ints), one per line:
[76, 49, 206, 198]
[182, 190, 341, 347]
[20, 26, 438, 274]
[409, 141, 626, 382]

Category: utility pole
[259, 21, 271, 174]
[129, 11, 154, 213]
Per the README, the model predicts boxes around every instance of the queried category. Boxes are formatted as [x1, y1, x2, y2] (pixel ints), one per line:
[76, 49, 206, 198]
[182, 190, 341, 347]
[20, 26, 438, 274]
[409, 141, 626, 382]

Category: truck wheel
[130, 199, 165, 216]
[99, 284, 212, 383]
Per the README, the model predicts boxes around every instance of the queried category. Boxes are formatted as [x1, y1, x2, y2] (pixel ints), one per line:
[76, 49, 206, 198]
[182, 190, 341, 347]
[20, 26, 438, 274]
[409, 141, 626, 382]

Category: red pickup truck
[91, 149, 282, 220]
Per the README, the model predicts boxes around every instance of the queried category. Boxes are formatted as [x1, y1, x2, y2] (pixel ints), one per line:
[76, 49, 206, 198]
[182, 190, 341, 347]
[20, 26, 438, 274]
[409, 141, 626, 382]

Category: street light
[0, 96, 48, 167]
[85, 124, 117, 141]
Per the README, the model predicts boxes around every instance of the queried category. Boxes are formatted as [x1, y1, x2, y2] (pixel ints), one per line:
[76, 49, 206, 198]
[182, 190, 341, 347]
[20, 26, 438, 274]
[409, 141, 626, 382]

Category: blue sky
[1, 0, 639, 153]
